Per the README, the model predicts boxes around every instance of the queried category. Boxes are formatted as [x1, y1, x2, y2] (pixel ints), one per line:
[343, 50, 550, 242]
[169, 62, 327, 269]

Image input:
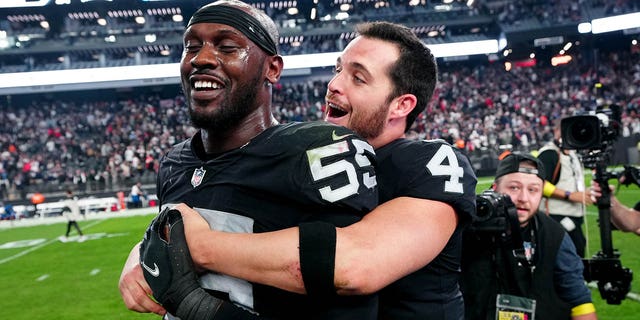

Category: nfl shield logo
[191, 167, 206, 188]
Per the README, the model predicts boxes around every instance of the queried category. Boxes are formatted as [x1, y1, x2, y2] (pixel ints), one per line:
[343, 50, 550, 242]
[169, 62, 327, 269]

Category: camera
[469, 190, 527, 265]
[561, 104, 632, 305]
[471, 190, 518, 233]
[618, 165, 640, 187]
[560, 104, 621, 168]
[583, 253, 633, 305]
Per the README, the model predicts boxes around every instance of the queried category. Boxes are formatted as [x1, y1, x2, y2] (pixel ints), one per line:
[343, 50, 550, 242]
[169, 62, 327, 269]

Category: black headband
[188, 4, 278, 56]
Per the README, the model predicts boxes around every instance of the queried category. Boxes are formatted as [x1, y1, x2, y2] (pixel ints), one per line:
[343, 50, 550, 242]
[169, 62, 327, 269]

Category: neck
[368, 124, 405, 149]
[200, 108, 277, 154]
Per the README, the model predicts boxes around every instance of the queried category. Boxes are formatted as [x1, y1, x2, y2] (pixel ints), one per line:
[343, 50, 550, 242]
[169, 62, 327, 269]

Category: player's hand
[118, 242, 166, 315]
[139, 207, 223, 318]
[173, 203, 212, 270]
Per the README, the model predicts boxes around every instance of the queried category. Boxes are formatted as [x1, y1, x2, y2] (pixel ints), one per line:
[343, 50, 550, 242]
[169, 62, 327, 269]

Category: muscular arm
[178, 197, 457, 295]
[590, 181, 640, 235]
[610, 198, 640, 235]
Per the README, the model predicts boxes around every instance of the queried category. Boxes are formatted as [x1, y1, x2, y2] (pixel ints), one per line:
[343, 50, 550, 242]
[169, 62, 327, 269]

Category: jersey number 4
[307, 139, 376, 203]
[426, 144, 464, 193]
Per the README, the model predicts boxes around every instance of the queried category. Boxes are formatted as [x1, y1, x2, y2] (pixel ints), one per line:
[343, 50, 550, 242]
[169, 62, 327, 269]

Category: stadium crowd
[1, 45, 638, 202]
[2, 0, 638, 73]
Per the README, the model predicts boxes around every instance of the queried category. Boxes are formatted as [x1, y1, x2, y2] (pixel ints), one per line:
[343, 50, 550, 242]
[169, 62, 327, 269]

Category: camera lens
[475, 196, 493, 221]
[561, 115, 600, 149]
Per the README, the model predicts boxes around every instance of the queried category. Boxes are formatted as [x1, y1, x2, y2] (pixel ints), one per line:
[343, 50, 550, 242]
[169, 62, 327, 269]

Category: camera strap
[504, 204, 526, 263]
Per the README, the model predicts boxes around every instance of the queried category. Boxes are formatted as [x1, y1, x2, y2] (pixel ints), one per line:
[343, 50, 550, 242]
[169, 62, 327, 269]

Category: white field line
[0, 219, 103, 265]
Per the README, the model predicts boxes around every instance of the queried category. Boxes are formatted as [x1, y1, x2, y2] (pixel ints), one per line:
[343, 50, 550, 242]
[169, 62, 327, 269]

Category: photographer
[590, 179, 640, 235]
[461, 152, 597, 320]
[538, 118, 593, 258]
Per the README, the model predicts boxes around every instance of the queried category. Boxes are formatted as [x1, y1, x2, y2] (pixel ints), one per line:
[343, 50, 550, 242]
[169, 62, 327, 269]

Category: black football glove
[140, 208, 262, 320]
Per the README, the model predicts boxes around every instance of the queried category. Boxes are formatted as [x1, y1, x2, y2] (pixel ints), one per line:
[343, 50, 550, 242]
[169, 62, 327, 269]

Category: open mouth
[326, 102, 348, 118]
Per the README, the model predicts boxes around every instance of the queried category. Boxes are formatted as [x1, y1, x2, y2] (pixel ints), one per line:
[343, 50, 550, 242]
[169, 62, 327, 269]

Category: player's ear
[265, 55, 283, 85]
[390, 94, 416, 118]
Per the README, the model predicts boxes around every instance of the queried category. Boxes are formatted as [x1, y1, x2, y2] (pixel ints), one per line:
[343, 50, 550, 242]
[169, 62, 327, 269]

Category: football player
[174, 21, 478, 319]
[119, 1, 379, 319]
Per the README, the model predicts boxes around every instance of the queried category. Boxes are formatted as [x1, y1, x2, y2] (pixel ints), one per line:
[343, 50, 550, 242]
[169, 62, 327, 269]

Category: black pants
[66, 220, 83, 237]
[550, 214, 585, 258]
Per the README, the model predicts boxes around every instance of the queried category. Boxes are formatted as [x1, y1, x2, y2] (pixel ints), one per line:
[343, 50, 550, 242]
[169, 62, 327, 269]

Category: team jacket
[157, 121, 379, 319]
[375, 139, 478, 320]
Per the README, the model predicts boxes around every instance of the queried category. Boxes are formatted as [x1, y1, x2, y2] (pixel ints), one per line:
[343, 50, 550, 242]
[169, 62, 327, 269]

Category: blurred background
[0, 0, 638, 215]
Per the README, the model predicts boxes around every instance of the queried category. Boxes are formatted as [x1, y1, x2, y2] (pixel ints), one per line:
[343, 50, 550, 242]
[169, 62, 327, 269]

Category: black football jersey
[157, 121, 378, 319]
[374, 139, 477, 320]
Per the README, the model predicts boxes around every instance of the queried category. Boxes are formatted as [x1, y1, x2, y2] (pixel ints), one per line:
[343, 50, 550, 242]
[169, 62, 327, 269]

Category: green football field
[0, 180, 638, 319]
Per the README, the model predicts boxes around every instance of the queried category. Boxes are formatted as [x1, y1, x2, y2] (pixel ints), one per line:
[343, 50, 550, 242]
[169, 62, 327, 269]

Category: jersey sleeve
[292, 123, 378, 213]
[243, 122, 379, 217]
[391, 140, 477, 223]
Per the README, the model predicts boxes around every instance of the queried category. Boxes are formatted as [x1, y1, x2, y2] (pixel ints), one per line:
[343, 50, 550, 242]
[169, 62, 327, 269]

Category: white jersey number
[307, 139, 376, 203]
[426, 144, 464, 193]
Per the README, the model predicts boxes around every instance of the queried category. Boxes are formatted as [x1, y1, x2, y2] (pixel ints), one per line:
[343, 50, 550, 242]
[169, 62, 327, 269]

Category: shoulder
[253, 122, 373, 158]
[378, 139, 477, 218]
[535, 212, 566, 243]
[380, 138, 456, 158]
[163, 137, 194, 161]
[538, 145, 559, 161]
[266, 122, 363, 145]
[380, 139, 474, 175]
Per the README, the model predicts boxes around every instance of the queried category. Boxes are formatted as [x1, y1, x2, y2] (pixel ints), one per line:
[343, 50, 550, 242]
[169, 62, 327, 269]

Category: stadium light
[591, 12, 640, 34]
[428, 39, 501, 57]
[0, 37, 501, 94]
[0, 0, 50, 8]
[578, 22, 592, 34]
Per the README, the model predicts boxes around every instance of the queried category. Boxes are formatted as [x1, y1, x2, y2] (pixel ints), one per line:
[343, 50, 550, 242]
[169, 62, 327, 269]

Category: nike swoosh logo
[332, 130, 353, 141]
[142, 261, 160, 277]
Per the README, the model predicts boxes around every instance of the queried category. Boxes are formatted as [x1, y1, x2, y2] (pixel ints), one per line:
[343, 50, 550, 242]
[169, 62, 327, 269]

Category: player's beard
[348, 100, 388, 140]
[188, 76, 261, 133]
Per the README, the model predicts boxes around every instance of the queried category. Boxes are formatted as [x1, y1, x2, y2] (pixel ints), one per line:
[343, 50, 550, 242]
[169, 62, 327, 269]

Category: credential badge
[191, 167, 206, 188]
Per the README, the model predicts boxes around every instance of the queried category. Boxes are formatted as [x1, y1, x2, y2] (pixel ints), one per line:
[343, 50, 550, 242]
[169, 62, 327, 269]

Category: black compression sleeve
[299, 221, 337, 299]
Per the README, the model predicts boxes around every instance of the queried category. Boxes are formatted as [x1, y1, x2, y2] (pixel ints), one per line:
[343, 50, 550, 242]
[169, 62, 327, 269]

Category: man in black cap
[460, 152, 597, 320]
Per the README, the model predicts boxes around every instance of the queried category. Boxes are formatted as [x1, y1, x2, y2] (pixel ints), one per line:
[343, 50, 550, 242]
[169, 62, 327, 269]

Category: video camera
[560, 104, 632, 304]
[560, 104, 621, 168]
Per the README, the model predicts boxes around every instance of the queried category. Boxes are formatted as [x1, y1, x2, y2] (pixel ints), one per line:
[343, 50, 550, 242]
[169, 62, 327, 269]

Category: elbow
[334, 263, 383, 295]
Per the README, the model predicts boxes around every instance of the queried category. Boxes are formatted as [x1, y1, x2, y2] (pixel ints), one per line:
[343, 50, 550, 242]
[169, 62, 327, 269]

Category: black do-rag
[187, 4, 278, 56]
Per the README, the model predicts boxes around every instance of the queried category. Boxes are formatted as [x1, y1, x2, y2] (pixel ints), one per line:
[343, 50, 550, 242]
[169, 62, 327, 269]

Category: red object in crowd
[540, 115, 548, 127]
[31, 193, 45, 205]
